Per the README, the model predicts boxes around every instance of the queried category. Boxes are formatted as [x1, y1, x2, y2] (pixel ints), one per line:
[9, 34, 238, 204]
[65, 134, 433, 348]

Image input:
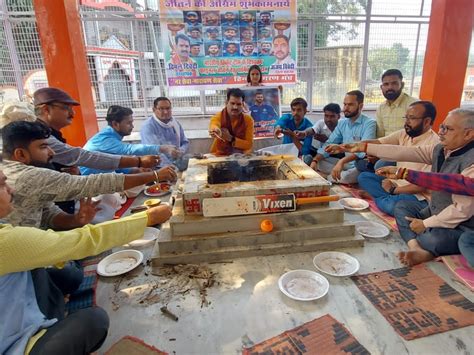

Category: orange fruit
[260, 219, 273, 233]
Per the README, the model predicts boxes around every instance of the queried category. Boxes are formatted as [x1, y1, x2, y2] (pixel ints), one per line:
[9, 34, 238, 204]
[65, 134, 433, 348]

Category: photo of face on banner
[160, 4, 297, 87]
[242, 86, 281, 138]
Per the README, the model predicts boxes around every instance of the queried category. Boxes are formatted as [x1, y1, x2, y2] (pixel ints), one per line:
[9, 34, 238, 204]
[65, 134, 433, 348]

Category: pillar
[34, 0, 98, 146]
[419, 0, 474, 129]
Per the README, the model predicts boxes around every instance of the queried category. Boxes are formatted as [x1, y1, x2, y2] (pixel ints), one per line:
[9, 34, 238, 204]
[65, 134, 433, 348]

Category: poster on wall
[159, 0, 297, 88]
[242, 86, 280, 138]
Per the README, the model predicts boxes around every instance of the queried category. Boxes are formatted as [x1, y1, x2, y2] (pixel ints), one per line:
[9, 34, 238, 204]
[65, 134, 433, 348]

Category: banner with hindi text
[159, 0, 297, 88]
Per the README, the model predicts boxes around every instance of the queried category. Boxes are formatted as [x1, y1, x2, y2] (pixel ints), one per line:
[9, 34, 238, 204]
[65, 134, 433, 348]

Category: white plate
[278, 270, 329, 301]
[97, 250, 143, 277]
[124, 227, 158, 247]
[313, 252, 360, 277]
[339, 197, 369, 211]
[355, 221, 390, 238]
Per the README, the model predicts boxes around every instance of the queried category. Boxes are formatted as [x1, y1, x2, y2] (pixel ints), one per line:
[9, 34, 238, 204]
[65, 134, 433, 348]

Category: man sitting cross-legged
[0, 165, 172, 355]
[327, 108, 474, 266]
[274, 97, 314, 164]
[310, 90, 376, 183]
[354, 101, 440, 216]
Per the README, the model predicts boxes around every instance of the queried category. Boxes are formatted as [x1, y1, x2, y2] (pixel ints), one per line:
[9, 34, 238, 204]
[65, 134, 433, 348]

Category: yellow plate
[144, 198, 161, 207]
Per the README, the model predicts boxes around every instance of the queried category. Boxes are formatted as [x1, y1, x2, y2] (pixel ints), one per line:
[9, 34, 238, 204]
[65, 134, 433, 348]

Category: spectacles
[439, 124, 455, 133]
[49, 103, 74, 113]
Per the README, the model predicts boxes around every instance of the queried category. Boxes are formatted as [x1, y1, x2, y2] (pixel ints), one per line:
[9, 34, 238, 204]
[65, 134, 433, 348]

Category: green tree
[298, 0, 368, 47]
[367, 43, 410, 80]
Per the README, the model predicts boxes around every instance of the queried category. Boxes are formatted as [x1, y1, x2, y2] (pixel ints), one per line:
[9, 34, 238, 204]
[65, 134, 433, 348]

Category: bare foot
[398, 250, 434, 266]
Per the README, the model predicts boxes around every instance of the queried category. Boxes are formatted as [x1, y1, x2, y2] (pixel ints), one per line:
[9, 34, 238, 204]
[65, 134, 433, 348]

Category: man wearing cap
[205, 27, 220, 41]
[33, 87, 160, 175]
[184, 11, 199, 25]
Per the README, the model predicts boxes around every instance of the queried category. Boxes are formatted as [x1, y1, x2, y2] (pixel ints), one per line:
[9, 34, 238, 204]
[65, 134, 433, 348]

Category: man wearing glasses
[354, 101, 440, 216]
[34, 87, 161, 176]
[140, 97, 190, 170]
[326, 108, 474, 267]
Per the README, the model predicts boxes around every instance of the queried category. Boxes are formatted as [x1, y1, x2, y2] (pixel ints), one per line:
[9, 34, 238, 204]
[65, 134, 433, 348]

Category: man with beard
[0, 120, 177, 229]
[206, 42, 221, 57]
[269, 35, 296, 74]
[81, 106, 179, 175]
[355, 101, 440, 216]
[377, 69, 417, 137]
[224, 42, 239, 57]
[310, 90, 376, 184]
[0, 162, 171, 355]
[326, 108, 474, 267]
[209, 88, 254, 156]
[241, 42, 256, 57]
[33, 88, 162, 184]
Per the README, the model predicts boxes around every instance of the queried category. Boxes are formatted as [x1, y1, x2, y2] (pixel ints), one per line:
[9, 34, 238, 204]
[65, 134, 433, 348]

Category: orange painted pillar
[33, 0, 98, 146]
[419, 0, 474, 130]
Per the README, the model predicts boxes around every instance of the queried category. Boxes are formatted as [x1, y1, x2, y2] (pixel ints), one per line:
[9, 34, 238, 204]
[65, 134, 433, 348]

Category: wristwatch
[389, 186, 397, 195]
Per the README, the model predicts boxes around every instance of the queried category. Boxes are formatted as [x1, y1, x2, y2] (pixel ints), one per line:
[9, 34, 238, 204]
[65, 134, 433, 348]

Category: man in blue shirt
[249, 91, 278, 137]
[141, 97, 190, 170]
[311, 90, 376, 184]
[274, 98, 314, 164]
[81, 106, 177, 175]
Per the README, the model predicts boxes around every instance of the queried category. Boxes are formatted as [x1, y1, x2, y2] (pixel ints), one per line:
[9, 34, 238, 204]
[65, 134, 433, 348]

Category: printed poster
[159, 0, 297, 88]
[242, 86, 280, 138]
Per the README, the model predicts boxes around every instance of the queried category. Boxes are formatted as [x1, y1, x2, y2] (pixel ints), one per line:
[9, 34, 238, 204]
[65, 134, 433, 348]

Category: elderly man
[0, 163, 171, 354]
[81, 105, 178, 175]
[141, 97, 190, 169]
[33, 87, 160, 174]
[332, 108, 474, 266]
[209, 88, 254, 156]
[311, 90, 376, 184]
[355, 101, 440, 216]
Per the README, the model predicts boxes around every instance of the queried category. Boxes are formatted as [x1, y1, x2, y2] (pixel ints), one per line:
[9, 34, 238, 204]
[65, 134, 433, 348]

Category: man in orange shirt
[169, 34, 198, 77]
[209, 88, 254, 155]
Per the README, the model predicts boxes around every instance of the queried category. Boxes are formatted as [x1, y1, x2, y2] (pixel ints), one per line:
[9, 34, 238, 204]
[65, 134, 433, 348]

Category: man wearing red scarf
[209, 88, 254, 156]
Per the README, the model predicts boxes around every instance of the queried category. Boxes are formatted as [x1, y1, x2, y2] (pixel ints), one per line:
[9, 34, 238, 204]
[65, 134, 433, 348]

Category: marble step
[170, 204, 344, 237]
[158, 221, 355, 254]
[152, 233, 364, 266]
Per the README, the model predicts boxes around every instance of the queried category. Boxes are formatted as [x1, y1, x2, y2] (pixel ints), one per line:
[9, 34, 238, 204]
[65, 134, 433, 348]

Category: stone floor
[95, 191, 474, 354]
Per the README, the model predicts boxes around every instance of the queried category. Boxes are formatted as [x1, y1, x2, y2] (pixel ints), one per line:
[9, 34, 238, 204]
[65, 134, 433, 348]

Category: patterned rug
[352, 265, 474, 340]
[105, 336, 167, 355]
[338, 184, 398, 231]
[441, 255, 474, 291]
[242, 314, 369, 354]
[65, 270, 98, 313]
